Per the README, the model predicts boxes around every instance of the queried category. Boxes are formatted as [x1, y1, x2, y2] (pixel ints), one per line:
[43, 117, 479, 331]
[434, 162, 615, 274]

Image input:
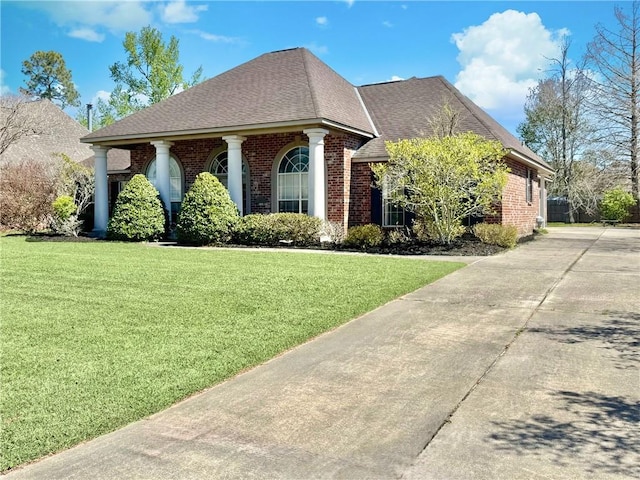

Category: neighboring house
[0, 97, 131, 213]
[81, 47, 553, 236]
[0, 98, 94, 165]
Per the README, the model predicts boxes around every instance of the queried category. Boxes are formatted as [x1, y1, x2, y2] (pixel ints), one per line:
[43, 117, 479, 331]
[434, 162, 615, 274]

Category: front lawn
[0, 237, 464, 471]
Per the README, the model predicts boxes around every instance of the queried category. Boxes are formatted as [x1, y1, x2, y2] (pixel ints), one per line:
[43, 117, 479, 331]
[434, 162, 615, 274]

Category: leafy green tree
[371, 133, 509, 244]
[176, 172, 238, 245]
[599, 187, 636, 221]
[20, 51, 80, 108]
[108, 26, 203, 118]
[75, 98, 116, 131]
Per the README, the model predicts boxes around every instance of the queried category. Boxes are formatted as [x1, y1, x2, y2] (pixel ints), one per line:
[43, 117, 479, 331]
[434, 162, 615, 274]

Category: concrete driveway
[5, 227, 639, 479]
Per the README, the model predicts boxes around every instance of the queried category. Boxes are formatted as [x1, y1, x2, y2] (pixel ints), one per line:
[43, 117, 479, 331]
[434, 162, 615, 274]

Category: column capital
[222, 135, 247, 147]
[90, 145, 110, 155]
[150, 140, 174, 150]
[303, 128, 330, 141]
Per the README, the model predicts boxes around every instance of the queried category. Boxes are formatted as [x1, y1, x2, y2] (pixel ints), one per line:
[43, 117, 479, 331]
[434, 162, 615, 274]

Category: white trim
[354, 87, 379, 137]
[508, 150, 554, 178]
[82, 118, 374, 146]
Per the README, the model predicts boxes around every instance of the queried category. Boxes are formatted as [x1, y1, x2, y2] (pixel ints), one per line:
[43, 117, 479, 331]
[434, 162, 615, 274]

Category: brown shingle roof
[81, 148, 131, 172]
[83, 48, 375, 143]
[1, 99, 94, 164]
[355, 76, 551, 172]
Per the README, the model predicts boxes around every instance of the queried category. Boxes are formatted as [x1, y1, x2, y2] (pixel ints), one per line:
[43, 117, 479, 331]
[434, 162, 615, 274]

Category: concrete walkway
[6, 227, 639, 479]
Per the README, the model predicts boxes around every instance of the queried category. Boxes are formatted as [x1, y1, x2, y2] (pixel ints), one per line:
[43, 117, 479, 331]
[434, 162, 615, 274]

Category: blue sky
[0, 1, 626, 135]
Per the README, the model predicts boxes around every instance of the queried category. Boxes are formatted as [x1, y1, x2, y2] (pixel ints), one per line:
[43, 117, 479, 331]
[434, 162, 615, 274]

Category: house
[0, 98, 130, 214]
[81, 47, 553, 237]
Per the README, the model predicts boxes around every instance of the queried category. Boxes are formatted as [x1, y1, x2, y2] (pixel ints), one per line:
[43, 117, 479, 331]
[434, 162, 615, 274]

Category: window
[526, 168, 533, 204]
[382, 182, 405, 227]
[146, 156, 183, 220]
[277, 147, 309, 214]
[209, 151, 250, 213]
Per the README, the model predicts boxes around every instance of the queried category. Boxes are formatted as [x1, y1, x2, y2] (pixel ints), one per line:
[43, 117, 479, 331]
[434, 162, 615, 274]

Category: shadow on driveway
[488, 389, 640, 477]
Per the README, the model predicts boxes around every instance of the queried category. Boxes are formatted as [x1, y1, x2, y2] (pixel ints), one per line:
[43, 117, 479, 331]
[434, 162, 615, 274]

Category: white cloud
[401, 5, 408, 10]
[92, 90, 111, 104]
[161, 0, 207, 24]
[303, 42, 329, 56]
[390, 75, 404, 82]
[34, 1, 152, 33]
[187, 29, 240, 43]
[0, 69, 11, 95]
[382, 21, 393, 28]
[316, 16, 328, 27]
[345, 0, 355, 8]
[68, 27, 105, 43]
[452, 10, 566, 118]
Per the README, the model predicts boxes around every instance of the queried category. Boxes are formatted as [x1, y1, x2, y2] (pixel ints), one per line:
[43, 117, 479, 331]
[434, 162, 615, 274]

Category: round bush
[107, 174, 166, 241]
[176, 172, 239, 245]
[343, 224, 384, 249]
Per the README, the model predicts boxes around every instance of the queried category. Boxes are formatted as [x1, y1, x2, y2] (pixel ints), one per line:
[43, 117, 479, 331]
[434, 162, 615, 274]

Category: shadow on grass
[488, 390, 640, 477]
[528, 311, 640, 370]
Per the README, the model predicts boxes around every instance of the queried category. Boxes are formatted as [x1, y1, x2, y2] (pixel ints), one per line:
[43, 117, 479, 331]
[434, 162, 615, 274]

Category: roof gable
[83, 48, 374, 143]
[355, 76, 551, 172]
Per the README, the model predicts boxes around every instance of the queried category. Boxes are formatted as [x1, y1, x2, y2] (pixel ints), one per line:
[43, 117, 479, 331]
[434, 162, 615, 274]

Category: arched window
[145, 156, 183, 218]
[209, 151, 250, 214]
[277, 146, 308, 214]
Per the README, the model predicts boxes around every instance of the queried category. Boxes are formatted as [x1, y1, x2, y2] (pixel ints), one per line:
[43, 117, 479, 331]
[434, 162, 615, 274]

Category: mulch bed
[16, 232, 510, 256]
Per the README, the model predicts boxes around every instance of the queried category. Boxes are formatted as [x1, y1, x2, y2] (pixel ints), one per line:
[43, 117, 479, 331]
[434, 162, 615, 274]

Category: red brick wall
[125, 131, 362, 226]
[349, 162, 373, 227]
[498, 158, 541, 236]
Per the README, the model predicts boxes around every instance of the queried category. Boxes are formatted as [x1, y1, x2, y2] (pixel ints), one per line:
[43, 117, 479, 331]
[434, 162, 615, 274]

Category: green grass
[0, 237, 464, 471]
[546, 222, 601, 227]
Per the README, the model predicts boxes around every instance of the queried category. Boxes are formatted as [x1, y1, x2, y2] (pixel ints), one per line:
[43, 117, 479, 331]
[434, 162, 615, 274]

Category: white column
[91, 145, 110, 236]
[539, 177, 547, 227]
[222, 135, 246, 216]
[304, 128, 329, 220]
[150, 140, 174, 212]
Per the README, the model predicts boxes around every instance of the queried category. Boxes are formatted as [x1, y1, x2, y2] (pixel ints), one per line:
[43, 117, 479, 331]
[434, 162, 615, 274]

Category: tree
[108, 26, 203, 118]
[371, 133, 509, 244]
[75, 98, 116, 131]
[518, 40, 598, 222]
[20, 51, 80, 108]
[586, 1, 640, 200]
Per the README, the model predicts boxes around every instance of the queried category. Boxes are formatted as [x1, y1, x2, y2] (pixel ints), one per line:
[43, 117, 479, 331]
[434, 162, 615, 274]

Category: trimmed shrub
[107, 174, 166, 241]
[176, 172, 239, 245]
[473, 223, 518, 248]
[343, 224, 384, 249]
[234, 213, 322, 246]
[51, 195, 82, 236]
[600, 187, 636, 222]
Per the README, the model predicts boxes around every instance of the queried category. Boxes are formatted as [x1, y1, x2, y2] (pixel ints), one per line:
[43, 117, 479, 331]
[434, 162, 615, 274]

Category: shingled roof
[0, 98, 130, 172]
[355, 76, 551, 172]
[1, 99, 94, 164]
[83, 48, 375, 143]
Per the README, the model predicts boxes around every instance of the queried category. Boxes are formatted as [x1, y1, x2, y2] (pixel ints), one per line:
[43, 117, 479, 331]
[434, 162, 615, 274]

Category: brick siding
[117, 138, 542, 236]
